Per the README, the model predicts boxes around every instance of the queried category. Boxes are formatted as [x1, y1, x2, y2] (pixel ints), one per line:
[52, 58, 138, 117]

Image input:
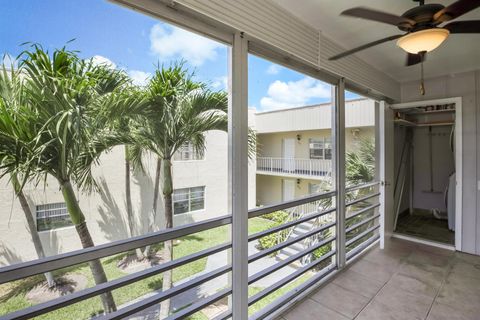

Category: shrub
[257, 210, 290, 252]
[261, 210, 289, 223]
[312, 241, 333, 270]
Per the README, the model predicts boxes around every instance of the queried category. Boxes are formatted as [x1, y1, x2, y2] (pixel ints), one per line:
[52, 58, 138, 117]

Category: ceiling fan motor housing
[400, 4, 445, 31]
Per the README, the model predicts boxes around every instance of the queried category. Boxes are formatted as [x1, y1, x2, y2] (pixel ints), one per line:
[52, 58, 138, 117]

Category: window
[173, 142, 203, 161]
[173, 186, 205, 215]
[309, 138, 324, 159]
[309, 137, 332, 160]
[36, 202, 72, 231]
[309, 183, 322, 194]
[324, 137, 332, 160]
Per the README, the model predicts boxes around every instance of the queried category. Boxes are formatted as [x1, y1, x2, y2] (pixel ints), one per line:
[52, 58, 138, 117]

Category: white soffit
[175, 0, 400, 100]
[272, 0, 480, 83]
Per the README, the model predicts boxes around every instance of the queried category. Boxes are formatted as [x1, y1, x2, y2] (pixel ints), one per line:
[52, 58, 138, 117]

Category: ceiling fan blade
[433, 0, 480, 22]
[329, 34, 404, 61]
[445, 20, 480, 33]
[342, 7, 415, 28]
[406, 52, 426, 67]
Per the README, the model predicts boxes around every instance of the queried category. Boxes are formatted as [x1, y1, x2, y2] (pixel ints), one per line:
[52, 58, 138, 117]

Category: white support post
[379, 101, 392, 250]
[228, 31, 249, 320]
[374, 101, 384, 249]
[332, 79, 346, 269]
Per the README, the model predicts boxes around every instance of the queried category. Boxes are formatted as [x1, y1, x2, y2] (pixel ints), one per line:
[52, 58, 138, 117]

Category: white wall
[255, 99, 375, 134]
[257, 127, 374, 159]
[400, 70, 480, 255]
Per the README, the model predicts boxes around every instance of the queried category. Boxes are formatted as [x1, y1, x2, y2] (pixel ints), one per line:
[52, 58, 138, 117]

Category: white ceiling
[272, 0, 480, 82]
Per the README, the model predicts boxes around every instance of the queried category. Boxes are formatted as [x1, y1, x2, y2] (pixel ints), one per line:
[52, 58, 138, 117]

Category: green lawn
[0, 217, 271, 319]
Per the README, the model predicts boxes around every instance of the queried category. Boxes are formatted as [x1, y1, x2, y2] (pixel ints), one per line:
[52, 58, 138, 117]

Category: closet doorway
[390, 98, 462, 250]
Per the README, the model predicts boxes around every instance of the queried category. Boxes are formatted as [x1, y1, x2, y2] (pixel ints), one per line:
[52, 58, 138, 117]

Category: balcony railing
[256, 157, 332, 177]
[0, 182, 380, 320]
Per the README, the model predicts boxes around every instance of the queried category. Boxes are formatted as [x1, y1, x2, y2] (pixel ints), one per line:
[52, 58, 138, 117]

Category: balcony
[0, 183, 381, 320]
[280, 238, 480, 320]
[256, 157, 332, 179]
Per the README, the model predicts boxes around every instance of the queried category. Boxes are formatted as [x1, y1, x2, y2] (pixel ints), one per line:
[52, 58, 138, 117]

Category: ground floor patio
[279, 238, 480, 320]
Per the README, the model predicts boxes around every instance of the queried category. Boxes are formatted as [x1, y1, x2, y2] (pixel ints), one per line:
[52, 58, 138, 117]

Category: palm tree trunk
[143, 157, 162, 258]
[11, 175, 55, 287]
[159, 159, 173, 319]
[60, 180, 117, 313]
[125, 146, 144, 260]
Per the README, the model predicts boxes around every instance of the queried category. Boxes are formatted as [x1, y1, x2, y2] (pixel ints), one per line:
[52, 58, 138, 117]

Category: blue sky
[1, 0, 358, 111]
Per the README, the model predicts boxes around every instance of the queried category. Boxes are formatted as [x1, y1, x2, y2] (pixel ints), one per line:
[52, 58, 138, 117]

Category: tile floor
[279, 238, 480, 320]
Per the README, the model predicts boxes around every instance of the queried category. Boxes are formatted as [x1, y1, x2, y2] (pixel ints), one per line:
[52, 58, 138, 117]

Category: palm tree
[315, 138, 376, 211]
[107, 113, 148, 261]
[2, 45, 137, 313]
[107, 63, 255, 318]
[346, 138, 375, 186]
[0, 66, 55, 287]
[131, 64, 229, 318]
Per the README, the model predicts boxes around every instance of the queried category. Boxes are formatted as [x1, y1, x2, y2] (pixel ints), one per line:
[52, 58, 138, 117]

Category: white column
[332, 78, 346, 268]
[228, 31, 249, 320]
[374, 101, 385, 249]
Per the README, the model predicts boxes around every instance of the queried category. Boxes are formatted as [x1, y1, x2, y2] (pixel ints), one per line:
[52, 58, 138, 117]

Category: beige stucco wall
[255, 126, 375, 208]
[257, 127, 374, 159]
[256, 175, 329, 206]
[0, 130, 245, 266]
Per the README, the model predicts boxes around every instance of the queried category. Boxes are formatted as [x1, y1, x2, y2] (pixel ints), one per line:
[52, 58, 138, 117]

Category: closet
[392, 102, 456, 246]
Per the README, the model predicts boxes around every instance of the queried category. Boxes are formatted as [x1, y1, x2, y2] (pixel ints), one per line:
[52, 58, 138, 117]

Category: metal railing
[0, 183, 380, 320]
[345, 181, 381, 261]
[256, 157, 332, 177]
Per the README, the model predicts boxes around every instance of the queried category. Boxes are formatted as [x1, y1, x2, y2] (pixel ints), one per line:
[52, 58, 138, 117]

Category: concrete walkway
[123, 240, 297, 319]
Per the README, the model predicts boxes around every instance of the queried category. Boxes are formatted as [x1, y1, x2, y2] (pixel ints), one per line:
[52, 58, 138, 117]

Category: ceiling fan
[329, 0, 480, 66]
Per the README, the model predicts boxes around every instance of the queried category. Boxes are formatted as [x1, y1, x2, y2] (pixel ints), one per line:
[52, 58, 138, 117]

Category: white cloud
[211, 76, 228, 90]
[260, 77, 331, 110]
[1, 53, 17, 69]
[129, 70, 151, 86]
[266, 64, 281, 75]
[91, 55, 116, 69]
[149, 23, 223, 66]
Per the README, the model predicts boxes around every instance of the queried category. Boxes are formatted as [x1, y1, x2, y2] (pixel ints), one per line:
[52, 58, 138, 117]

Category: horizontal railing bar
[248, 237, 336, 285]
[345, 224, 380, 247]
[212, 310, 232, 320]
[96, 265, 231, 320]
[248, 221, 336, 263]
[346, 192, 380, 207]
[249, 266, 336, 320]
[347, 234, 380, 261]
[165, 288, 231, 320]
[256, 156, 330, 161]
[345, 181, 379, 193]
[0, 215, 232, 284]
[248, 208, 336, 242]
[346, 203, 380, 221]
[248, 190, 336, 218]
[248, 250, 336, 306]
[0, 243, 231, 320]
[346, 214, 381, 234]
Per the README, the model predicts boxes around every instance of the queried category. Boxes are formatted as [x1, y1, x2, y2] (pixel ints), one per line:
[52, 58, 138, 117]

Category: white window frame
[309, 137, 332, 160]
[173, 141, 204, 161]
[36, 202, 72, 232]
[172, 186, 206, 215]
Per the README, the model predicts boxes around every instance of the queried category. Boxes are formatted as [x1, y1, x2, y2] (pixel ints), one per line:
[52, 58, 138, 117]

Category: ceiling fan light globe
[396, 28, 450, 54]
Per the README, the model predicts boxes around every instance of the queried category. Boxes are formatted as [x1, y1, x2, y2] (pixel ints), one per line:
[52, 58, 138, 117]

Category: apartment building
[0, 131, 242, 265]
[0, 99, 373, 265]
[255, 98, 375, 206]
